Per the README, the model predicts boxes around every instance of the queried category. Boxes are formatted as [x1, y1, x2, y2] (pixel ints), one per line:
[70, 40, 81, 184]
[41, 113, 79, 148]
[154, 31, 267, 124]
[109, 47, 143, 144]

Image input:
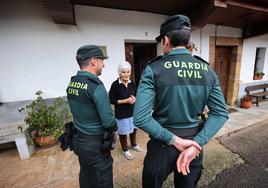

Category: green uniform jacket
[67, 71, 117, 135]
[133, 48, 228, 147]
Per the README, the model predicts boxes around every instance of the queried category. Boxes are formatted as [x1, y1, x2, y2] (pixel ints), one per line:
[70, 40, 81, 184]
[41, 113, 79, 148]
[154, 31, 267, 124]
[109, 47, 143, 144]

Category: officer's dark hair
[164, 29, 191, 47]
[77, 58, 90, 69]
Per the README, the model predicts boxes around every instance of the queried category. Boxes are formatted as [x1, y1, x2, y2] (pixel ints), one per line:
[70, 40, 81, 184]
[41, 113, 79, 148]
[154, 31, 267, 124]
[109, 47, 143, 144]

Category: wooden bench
[245, 84, 268, 106]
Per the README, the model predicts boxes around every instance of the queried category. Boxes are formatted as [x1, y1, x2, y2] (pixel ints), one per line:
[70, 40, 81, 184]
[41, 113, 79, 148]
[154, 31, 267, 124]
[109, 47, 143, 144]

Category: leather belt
[167, 127, 200, 138]
[74, 128, 103, 141]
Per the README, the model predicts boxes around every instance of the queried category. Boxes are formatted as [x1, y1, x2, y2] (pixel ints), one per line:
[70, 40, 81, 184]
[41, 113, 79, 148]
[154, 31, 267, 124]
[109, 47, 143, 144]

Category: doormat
[228, 108, 238, 114]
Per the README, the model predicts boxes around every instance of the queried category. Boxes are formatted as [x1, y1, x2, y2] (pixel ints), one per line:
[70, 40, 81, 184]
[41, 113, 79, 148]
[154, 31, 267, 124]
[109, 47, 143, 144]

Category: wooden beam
[42, 0, 76, 25]
[227, 0, 268, 13]
[243, 24, 268, 38]
[214, 0, 227, 8]
[183, 0, 221, 29]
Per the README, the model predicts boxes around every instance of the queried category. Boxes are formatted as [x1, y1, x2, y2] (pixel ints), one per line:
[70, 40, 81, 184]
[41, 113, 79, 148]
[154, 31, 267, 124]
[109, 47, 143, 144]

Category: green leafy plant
[18, 91, 72, 142]
[186, 42, 198, 53]
[254, 69, 265, 76]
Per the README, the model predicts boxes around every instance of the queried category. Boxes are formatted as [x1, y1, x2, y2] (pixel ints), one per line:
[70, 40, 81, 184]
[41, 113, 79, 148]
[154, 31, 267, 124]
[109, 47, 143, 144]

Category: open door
[125, 43, 157, 85]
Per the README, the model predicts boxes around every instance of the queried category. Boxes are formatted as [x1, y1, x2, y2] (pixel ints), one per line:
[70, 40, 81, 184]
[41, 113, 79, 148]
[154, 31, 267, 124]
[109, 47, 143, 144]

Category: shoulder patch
[194, 55, 209, 65]
[148, 55, 163, 64]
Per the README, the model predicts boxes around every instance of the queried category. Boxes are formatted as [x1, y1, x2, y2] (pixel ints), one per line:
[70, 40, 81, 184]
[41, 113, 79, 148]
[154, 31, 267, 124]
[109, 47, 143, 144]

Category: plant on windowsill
[18, 90, 72, 147]
[253, 70, 265, 80]
[240, 95, 253, 109]
[186, 42, 198, 54]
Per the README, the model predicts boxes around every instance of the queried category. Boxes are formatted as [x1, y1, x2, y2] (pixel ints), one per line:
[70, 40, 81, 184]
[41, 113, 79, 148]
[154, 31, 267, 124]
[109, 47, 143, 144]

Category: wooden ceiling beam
[42, 0, 76, 25]
[184, 0, 225, 29]
[227, 0, 268, 13]
[186, 0, 268, 39]
[243, 24, 268, 38]
[214, 0, 228, 8]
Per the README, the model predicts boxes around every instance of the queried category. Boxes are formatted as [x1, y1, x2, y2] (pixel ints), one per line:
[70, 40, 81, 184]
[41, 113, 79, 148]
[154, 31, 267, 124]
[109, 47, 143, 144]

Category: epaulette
[69, 76, 76, 81]
[194, 55, 210, 65]
[87, 77, 103, 85]
[148, 55, 163, 64]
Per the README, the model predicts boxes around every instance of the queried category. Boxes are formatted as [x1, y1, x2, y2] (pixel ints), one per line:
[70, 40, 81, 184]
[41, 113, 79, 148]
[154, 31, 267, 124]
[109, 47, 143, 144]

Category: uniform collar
[166, 48, 190, 56]
[77, 70, 98, 78]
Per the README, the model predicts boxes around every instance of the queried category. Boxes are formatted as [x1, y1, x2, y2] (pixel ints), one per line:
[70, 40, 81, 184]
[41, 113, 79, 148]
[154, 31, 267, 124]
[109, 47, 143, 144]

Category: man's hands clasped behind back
[177, 146, 200, 175]
[172, 135, 202, 176]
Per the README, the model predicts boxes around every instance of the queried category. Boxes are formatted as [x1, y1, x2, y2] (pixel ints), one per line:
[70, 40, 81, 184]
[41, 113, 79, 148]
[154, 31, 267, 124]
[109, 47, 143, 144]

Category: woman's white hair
[118, 61, 131, 74]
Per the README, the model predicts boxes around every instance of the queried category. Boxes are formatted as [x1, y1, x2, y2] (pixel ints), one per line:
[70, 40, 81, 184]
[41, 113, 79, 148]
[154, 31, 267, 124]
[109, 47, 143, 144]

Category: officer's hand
[102, 131, 116, 152]
[173, 136, 202, 152]
[177, 146, 200, 175]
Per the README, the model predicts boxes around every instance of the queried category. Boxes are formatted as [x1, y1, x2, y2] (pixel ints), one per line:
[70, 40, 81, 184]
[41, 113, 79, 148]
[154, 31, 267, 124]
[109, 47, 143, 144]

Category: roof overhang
[42, 0, 76, 25]
[41, 0, 268, 38]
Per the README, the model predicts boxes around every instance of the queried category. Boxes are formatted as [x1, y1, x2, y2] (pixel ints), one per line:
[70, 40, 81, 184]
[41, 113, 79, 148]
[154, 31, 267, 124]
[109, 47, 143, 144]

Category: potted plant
[19, 91, 72, 147]
[240, 95, 252, 109]
[253, 70, 265, 80]
[186, 42, 198, 54]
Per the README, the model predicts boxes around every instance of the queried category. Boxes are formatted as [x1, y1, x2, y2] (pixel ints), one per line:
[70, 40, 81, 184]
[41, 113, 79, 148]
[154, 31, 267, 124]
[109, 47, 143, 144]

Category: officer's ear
[162, 36, 170, 47]
[90, 58, 98, 66]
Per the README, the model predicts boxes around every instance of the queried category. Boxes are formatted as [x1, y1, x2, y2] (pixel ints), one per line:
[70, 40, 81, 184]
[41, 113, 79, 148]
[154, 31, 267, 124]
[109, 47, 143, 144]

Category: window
[253, 47, 266, 80]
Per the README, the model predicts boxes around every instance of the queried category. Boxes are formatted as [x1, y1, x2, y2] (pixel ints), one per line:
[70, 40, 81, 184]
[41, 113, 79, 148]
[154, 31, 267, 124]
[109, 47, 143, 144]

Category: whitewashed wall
[191, 25, 242, 61]
[0, 0, 166, 102]
[74, 5, 166, 90]
[238, 34, 268, 100]
[1, 0, 267, 104]
[0, 0, 81, 102]
[240, 34, 268, 83]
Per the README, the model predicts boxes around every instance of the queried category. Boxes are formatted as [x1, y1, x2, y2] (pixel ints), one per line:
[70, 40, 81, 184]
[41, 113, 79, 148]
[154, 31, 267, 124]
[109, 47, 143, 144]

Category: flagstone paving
[1, 101, 268, 187]
[0, 130, 243, 188]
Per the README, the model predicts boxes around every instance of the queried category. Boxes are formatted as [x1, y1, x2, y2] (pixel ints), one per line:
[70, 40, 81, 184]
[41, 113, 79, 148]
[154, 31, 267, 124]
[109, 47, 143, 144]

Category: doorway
[209, 36, 243, 106]
[215, 46, 231, 100]
[125, 43, 157, 85]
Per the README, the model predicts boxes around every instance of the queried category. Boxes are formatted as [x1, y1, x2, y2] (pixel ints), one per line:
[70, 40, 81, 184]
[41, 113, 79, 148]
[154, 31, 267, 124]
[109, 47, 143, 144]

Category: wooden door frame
[124, 43, 136, 82]
[125, 42, 157, 85]
[209, 36, 243, 106]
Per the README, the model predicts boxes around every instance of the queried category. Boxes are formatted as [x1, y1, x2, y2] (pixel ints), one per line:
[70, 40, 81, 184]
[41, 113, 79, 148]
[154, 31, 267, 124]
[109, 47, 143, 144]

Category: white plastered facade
[0, 0, 267, 103]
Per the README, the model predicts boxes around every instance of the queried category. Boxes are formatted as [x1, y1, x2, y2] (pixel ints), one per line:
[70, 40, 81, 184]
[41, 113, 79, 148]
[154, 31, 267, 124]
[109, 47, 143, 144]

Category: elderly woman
[109, 61, 143, 160]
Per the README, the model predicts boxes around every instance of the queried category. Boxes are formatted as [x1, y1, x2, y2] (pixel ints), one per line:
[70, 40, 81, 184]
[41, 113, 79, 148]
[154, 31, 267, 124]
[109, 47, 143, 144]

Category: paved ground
[0, 101, 268, 187]
[0, 130, 243, 188]
[202, 121, 268, 188]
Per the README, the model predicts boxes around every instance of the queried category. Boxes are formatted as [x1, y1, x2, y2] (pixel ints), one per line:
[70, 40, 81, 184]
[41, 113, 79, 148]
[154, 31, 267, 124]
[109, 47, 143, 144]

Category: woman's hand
[128, 95, 136, 104]
[118, 96, 136, 104]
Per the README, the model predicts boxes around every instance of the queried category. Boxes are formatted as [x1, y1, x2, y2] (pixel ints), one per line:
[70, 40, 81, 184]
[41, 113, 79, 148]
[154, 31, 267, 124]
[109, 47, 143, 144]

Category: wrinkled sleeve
[133, 66, 173, 143]
[193, 79, 228, 147]
[93, 84, 117, 130]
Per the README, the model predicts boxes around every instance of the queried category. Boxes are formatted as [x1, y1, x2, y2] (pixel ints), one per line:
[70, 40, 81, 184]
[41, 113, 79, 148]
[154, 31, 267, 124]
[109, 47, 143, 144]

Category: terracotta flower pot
[34, 136, 57, 147]
[253, 75, 263, 80]
[240, 100, 252, 109]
